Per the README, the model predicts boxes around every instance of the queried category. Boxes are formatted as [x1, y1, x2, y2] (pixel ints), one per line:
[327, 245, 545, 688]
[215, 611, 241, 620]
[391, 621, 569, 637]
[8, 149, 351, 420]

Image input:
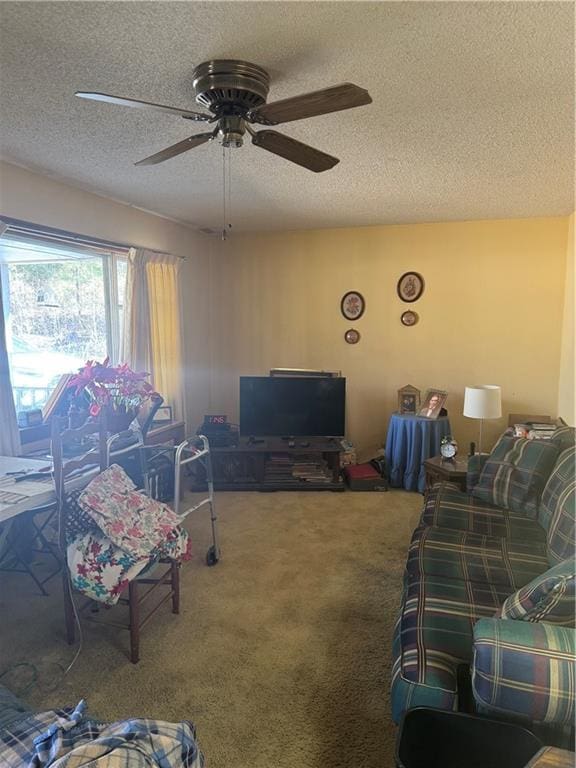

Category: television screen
[239, 376, 346, 438]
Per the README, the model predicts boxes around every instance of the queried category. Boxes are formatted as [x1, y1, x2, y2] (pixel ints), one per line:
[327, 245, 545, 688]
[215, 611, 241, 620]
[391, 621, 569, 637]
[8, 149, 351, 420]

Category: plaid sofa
[391, 427, 576, 739]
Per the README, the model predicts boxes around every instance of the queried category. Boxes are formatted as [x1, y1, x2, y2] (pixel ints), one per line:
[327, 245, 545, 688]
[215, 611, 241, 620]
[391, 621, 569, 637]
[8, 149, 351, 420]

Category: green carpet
[0, 489, 421, 767]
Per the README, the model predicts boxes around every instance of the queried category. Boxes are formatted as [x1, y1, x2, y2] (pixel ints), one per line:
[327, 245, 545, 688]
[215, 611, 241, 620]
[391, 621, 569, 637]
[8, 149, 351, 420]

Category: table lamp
[463, 385, 502, 455]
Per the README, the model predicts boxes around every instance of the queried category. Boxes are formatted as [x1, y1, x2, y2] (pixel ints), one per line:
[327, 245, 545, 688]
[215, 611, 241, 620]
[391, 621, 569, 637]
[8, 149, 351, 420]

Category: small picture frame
[344, 328, 361, 344]
[401, 310, 419, 326]
[397, 272, 424, 303]
[419, 389, 448, 419]
[152, 405, 173, 425]
[398, 384, 421, 414]
[341, 291, 365, 320]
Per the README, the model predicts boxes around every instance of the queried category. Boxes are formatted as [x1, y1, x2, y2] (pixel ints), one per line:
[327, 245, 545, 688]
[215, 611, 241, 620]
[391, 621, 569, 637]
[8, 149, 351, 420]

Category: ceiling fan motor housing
[192, 60, 270, 116]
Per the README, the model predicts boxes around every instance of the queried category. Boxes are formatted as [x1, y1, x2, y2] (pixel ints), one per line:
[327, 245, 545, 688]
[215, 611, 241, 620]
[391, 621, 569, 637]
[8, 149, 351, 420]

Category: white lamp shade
[463, 385, 502, 419]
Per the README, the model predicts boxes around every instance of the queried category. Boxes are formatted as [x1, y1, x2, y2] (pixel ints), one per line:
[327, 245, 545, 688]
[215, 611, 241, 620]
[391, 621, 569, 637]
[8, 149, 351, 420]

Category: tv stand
[190, 437, 344, 492]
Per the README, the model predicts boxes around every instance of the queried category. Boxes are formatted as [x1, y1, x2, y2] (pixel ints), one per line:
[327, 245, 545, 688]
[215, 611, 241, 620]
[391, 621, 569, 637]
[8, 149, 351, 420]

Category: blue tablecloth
[385, 413, 452, 493]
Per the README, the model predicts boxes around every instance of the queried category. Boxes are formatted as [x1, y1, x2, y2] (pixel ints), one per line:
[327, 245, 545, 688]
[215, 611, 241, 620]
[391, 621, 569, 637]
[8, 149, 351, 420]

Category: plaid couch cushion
[466, 453, 488, 492]
[472, 618, 576, 726]
[496, 557, 576, 626]
[472, 435, 559, 518]
[550, 426, 576, 453]
[421, 482, 546, 542]
[538, 446, 576, 565]
[390, 575, 510, 723]
[406, 525, 548, 589]
[399, 575, 511, 686]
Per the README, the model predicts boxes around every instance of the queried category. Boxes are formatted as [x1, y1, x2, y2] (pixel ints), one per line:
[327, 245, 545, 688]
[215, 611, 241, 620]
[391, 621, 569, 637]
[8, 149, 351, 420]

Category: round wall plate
[344, 328, 361, 344]
[401, 310, 419, 326]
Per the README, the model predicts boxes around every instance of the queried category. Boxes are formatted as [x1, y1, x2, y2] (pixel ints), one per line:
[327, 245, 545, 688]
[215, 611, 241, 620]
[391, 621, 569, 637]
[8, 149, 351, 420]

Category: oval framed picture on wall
[397, 272, 424, 303]
[341, 291, 365, 320]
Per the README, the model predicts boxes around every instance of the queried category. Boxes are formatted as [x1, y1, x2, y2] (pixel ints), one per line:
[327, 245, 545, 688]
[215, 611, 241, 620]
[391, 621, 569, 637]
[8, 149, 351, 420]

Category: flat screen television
[239, 376, 346, 438]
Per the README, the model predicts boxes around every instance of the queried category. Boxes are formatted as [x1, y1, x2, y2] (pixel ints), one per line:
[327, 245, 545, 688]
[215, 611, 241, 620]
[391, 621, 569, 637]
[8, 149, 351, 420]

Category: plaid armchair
[391, 428, 576, 743]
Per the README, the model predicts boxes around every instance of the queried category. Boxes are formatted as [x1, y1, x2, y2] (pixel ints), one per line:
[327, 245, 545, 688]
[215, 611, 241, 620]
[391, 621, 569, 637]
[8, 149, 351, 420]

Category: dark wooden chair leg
[62, 570, 76, 645]
[128, 580, 140, 664]
[171, 561, 180, 614]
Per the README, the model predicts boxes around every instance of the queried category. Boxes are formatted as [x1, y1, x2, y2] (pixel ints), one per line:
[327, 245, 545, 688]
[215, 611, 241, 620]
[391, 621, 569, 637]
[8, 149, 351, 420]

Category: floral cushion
[472, 435, 559, 518]
[67, 532, 150, 605]
[67, 526, 191, 606]
[79, 464, 181, 559]
[495, 557, 576, 626]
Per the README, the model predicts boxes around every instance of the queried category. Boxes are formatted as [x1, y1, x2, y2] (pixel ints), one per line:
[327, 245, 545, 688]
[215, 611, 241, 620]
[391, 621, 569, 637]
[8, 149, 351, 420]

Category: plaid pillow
[472, 435, 559, 517]
[496, 558, 575, 626]
[550, 425, 576, 453]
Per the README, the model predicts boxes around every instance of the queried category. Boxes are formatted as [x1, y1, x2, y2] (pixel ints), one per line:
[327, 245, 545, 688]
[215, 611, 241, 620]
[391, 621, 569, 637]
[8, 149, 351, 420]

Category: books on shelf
[263, 453, 333, 484]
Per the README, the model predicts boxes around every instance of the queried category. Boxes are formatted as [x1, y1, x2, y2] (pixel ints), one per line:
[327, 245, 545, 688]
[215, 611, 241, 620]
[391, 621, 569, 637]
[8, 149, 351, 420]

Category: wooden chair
[52, 416, 181, 664]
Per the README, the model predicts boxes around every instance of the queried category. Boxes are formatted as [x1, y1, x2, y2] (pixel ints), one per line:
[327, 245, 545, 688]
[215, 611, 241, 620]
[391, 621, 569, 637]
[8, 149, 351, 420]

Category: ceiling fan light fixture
[218, 115, 245, 148]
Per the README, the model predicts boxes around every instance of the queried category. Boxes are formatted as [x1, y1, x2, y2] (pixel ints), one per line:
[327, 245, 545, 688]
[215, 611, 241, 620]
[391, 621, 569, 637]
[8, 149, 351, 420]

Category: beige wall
[209, 217, 569, 458]
[558, 212, 575, 425]
[2, 160, 571, 449]
[0, 160, 213, 428]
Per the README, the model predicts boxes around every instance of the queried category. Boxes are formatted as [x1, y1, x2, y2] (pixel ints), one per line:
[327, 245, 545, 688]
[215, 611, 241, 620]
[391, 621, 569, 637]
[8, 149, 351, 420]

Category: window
[0, 227, 128, 413]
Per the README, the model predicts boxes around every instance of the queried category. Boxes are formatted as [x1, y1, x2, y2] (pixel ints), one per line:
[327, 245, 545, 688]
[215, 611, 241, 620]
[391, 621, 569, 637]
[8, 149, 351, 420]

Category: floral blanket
[67, 465, 191, 605]
[79, 464, 182, 558]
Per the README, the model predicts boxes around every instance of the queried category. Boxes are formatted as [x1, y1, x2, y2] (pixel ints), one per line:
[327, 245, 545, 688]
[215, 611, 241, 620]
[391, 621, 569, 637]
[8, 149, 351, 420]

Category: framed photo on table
[398, 384, 421, 414]
[419, 389, 447, 419]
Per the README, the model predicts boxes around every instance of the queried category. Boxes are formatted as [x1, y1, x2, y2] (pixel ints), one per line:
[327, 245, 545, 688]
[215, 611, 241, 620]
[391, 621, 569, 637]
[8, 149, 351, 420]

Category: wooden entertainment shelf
[191, 438, 344, 492]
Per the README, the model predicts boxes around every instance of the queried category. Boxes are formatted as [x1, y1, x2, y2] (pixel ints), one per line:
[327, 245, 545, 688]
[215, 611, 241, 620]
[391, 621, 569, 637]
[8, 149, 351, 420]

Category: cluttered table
[0, 456, 55, 523]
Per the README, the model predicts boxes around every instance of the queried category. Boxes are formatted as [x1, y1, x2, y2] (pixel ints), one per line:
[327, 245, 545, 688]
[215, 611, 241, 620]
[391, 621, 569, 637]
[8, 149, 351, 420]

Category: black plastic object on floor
[396, 707, 542, 768]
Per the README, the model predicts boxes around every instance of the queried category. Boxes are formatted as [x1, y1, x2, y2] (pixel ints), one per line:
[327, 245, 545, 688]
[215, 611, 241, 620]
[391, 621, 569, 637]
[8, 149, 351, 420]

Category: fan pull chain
[227, 146, 232, 235]
[221, 145, 234, 241]
[221, 144, 227, 241]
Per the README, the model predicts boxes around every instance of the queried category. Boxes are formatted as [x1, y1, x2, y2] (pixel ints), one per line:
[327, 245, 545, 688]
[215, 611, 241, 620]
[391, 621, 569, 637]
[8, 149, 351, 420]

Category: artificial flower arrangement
[68, 358, 156, 420]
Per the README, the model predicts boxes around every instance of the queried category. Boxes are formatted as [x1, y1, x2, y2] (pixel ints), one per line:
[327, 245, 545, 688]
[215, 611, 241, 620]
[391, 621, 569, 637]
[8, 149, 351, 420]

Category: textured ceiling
[0, 1, 573, 233]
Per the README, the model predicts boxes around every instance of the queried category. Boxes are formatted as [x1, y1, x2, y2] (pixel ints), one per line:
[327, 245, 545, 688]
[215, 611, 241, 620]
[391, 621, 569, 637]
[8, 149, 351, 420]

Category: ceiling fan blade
[75, 92, 211, 122]
[135, 132, 215, 166]
[251, 130, 339, 173]
[249, 83, 372, 125]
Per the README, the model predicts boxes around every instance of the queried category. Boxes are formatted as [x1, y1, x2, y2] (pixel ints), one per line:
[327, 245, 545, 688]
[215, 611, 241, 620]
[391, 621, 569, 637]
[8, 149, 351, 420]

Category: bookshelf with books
[190, 438, 344, 492]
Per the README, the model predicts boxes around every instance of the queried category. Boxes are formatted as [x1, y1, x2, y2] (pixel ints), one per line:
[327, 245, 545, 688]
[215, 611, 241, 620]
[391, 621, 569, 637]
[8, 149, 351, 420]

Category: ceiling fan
[76, 60, 372, 173]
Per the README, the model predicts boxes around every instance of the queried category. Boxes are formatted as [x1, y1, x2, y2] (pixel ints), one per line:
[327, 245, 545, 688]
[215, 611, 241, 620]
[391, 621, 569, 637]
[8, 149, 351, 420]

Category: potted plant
[68, 358, 157, 432]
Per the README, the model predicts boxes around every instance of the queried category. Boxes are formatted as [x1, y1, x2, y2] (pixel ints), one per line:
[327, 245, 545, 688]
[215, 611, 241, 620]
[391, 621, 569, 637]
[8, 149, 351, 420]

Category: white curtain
[121, 248, 152, 374]
[0, 222, 22, 455]
[121, 248, 184, 421]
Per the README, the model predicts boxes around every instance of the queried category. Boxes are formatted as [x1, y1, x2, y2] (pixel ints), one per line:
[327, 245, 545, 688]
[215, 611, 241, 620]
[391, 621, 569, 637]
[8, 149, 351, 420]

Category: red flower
[67, 358, 158, 411]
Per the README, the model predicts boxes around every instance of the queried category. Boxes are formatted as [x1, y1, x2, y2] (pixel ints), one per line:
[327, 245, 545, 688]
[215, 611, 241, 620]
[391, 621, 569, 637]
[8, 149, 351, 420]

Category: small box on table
[343, 461, 388, 491]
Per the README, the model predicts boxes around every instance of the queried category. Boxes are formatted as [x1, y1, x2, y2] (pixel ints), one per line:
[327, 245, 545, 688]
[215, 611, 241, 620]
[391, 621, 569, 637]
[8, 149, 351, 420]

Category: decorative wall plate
[401, 310, 419, 326]
[397, 272, 424, 303]
[341, 291, 365, 320]
[344, 328, 361, 344]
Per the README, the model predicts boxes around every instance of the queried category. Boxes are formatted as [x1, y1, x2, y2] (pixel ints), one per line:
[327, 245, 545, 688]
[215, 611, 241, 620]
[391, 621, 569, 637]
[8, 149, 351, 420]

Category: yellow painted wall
[209, 217, 569, 458]
[0, 161, 213, 429]
[2, 160, 571, 447]
[558, 212, 575, 425]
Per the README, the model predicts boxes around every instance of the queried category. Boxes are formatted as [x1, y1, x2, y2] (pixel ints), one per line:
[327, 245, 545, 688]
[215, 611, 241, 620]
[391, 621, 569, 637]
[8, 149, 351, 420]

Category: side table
[524, 747, 575, 767]
[385, 413, 452, 493]
[424, 455, 468, 494]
